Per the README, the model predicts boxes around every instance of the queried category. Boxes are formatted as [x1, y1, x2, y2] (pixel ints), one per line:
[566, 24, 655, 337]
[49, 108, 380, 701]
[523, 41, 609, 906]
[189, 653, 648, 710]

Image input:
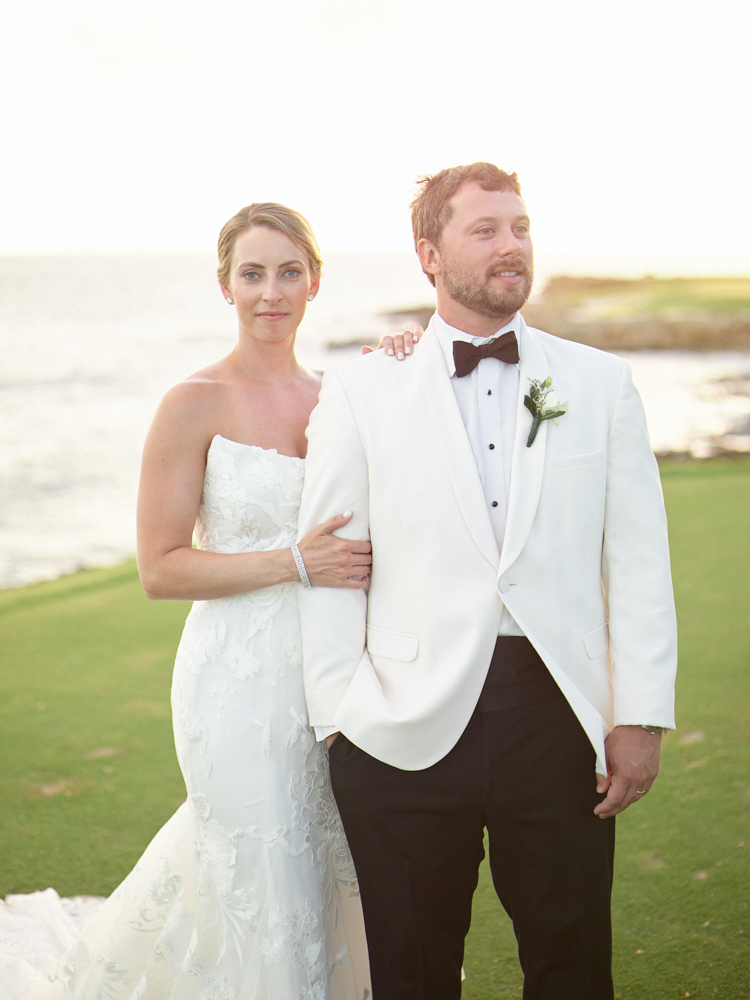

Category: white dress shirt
[431, 312, 525, 637]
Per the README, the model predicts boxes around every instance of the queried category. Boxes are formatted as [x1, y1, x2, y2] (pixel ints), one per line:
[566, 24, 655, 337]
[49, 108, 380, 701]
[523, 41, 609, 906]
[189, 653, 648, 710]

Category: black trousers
[328, 638, 615, 1000]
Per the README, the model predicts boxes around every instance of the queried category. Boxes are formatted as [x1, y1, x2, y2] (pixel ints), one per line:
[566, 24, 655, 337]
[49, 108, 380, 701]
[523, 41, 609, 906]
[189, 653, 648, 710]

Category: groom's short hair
[410, 163, 522, 286]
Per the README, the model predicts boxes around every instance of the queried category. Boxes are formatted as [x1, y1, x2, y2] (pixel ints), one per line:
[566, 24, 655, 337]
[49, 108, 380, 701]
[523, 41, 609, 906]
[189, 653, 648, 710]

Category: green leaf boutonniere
[524, 376, 568, 447]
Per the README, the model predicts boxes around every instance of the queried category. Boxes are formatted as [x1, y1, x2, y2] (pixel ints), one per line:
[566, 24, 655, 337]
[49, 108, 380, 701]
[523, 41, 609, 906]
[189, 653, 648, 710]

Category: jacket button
[499, 579, 510, 593]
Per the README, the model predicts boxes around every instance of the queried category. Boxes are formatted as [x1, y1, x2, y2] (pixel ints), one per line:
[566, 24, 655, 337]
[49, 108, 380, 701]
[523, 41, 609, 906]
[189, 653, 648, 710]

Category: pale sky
[1, 0, 748, 265]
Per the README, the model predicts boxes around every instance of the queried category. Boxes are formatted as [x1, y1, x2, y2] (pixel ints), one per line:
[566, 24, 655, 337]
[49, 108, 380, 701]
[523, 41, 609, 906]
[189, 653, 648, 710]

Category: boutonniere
[524, 376, 568, 447]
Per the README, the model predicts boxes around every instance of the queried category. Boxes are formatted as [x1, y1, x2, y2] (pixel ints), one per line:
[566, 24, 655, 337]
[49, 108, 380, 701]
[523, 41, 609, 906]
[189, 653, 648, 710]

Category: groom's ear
[417, 238, 441, 281]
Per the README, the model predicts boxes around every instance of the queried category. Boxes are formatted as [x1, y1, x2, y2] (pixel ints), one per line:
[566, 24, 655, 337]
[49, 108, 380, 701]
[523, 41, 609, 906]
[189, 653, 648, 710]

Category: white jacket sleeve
[602, 360, 677, 729]
[298, 368, 371, 729]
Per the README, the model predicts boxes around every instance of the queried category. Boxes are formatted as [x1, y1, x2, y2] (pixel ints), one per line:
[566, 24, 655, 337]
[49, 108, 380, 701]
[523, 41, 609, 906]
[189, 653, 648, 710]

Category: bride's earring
[307, 294, 314, 301]
[226, 297, 233, 304]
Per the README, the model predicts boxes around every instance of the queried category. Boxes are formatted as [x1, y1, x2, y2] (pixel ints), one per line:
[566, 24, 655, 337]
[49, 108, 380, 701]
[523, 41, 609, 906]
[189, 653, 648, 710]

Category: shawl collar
[416, 320, 500, 570]
[498, 318, 550, 577]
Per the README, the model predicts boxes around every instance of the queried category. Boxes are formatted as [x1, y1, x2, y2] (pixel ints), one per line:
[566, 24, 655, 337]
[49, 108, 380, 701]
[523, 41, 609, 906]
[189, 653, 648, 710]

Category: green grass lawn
[0, 563, 188, 898]
[1, 458, 749, 997]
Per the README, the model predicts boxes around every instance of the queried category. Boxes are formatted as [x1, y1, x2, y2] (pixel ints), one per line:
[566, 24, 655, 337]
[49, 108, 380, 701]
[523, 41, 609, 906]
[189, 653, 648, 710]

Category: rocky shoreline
[325, 278, 750, 460]
[521, 306, 750, 352]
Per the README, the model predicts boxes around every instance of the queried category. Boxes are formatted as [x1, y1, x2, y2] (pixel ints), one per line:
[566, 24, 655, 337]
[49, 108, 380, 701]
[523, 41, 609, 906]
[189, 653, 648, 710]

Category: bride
[0, 203, 418, 999]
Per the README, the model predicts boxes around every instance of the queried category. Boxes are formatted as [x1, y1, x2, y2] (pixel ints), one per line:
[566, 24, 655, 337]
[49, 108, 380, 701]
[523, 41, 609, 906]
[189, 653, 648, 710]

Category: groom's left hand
[593, 725, 663, 819]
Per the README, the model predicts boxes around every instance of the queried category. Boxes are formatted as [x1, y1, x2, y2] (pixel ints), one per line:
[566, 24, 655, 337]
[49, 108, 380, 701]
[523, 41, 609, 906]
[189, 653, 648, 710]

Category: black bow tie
[452, 331, 520, 377]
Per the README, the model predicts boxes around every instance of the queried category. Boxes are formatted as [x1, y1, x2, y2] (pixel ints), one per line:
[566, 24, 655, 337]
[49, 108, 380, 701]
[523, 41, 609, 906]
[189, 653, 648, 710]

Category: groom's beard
[441, 255, 534, 320]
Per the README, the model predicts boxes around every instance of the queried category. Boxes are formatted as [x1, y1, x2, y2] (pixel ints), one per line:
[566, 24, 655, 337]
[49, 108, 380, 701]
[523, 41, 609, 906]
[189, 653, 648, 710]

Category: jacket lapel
[498, 319, 550, 577]
[417, 322, 500, 570]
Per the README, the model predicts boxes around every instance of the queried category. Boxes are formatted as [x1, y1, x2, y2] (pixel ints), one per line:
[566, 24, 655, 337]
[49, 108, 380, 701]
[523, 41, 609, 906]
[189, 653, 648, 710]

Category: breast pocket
[552, 451, 604, 469]
[366, 625, 419, 662]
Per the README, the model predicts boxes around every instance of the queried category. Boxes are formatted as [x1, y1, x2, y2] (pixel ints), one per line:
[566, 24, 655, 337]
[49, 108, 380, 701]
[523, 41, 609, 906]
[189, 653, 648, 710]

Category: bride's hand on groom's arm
[593, 725, 663, 819]
[362, 326, 423, 360]
[295, 512, 371, 589]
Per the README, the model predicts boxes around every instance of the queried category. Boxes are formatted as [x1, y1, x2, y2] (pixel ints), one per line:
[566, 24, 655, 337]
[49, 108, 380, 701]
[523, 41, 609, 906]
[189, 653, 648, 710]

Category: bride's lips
[256, 311, 290, 321]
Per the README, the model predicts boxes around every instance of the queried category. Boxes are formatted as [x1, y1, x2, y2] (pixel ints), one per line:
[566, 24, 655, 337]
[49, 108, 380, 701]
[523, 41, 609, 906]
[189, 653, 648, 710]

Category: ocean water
[1, 252, 749, 589]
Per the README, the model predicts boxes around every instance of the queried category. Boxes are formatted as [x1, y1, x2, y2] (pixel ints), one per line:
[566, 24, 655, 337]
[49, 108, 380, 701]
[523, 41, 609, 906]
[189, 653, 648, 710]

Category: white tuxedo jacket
[298, 318, 677, 774]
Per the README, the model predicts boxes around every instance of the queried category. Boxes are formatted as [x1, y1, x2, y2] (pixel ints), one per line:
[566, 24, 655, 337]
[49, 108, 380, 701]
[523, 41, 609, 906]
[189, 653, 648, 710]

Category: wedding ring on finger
[635, 789, 647, 795]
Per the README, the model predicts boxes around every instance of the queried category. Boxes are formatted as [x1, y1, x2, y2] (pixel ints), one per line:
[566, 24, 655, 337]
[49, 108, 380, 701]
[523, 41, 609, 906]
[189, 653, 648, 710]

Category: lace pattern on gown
[0, 435, 369, 1000]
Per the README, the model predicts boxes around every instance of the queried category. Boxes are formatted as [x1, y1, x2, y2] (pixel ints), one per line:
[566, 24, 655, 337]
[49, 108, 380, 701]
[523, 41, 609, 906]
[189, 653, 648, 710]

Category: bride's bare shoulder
[148, 362, 234, 448]
[159, 375, 221, 417]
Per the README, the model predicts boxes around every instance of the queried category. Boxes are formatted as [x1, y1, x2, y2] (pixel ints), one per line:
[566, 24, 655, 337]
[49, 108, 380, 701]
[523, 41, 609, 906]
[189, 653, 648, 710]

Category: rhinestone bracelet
[290, 543, 312, 589]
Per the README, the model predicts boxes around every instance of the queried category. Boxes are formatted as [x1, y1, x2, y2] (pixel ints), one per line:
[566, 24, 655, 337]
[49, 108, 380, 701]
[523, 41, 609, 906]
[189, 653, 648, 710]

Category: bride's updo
[217, 203, 323, 285]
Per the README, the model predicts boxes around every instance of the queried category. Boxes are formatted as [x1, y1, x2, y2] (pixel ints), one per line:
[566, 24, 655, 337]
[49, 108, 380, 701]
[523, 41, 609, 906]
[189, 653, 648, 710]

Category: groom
[297, 162, 677, 999]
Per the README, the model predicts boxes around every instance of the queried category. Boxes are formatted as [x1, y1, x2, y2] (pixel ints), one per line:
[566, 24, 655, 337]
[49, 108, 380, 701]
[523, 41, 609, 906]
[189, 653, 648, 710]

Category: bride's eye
[283, 268, 302, 279]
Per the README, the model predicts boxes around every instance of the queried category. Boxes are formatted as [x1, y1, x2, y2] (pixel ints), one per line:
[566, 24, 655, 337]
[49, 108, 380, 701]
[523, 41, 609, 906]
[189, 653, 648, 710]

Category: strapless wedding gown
[0, 434, 370, 1000]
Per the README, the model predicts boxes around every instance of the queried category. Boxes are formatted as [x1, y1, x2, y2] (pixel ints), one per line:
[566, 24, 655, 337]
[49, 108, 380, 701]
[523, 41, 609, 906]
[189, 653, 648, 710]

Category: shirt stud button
[491, 501, 498, 507]
[487, 390, 492, 395]
[489, 443, 495, 450]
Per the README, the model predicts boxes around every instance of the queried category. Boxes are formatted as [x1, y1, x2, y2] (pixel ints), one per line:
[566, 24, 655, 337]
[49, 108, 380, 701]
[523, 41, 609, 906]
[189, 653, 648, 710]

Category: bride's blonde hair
[217, 203, 323, 286]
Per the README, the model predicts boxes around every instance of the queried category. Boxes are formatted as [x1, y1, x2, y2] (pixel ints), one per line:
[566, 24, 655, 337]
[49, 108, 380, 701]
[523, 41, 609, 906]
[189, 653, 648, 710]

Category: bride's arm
[136, 383, 371, 601]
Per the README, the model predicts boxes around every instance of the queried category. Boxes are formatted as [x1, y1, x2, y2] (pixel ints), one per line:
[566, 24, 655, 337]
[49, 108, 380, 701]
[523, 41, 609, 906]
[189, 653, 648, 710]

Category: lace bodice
[195, 435, 306, 555]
